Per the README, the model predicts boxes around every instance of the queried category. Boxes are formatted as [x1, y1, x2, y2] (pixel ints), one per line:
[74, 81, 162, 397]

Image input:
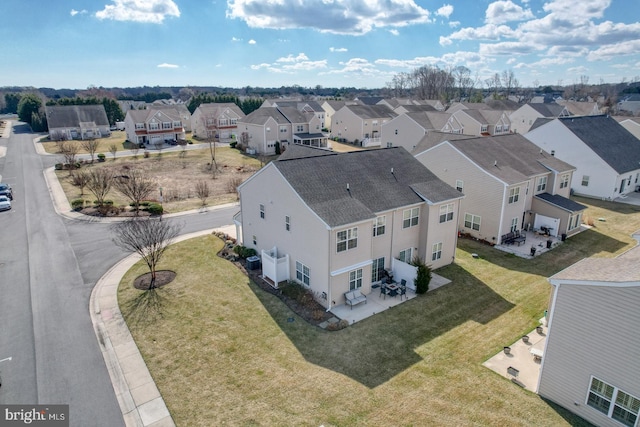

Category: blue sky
[1, 0, 639, 90]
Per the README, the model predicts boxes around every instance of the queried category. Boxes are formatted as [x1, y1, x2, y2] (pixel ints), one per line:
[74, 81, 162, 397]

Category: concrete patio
[483, 319, 548, 392]
[329, 273, 451, 324]
[495, 229, 565, 258]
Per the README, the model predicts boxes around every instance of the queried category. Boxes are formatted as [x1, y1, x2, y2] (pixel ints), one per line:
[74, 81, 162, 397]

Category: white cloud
[436, 4, 453, 19]
[70, 9, 87, 16]
[276, 53, 309, 63]
[587, 39, 640, 61]
[96, 0, 180, 23]
[248, 39, 256, 44]
[485, 1, 533, 24]
[226, 0, 431, 35]
[251, 53, 327, 75]
[329, 47, 348, 52]
[440, 24, 516, 45]
[389, 29, 399, 36]
[449, 21, 460, 28]
[157, 63, 179, 68]
[231, 37, 242, 42]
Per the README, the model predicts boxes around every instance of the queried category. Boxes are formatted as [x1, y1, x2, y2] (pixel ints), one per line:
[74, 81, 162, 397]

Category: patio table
[386, 283, 399, 297]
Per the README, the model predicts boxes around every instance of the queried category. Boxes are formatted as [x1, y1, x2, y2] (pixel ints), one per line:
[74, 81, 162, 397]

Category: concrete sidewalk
[37, 133, 238, 426]
[90, 226, 236, 427]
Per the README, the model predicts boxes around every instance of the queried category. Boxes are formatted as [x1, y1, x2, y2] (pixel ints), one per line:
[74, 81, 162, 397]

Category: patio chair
[380, 283, 389, 299]
[398, 285, 407, 301]
[400, 279, 407, 287]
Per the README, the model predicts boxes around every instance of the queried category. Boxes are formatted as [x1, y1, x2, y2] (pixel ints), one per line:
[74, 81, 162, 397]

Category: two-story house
[525, 115, 640, 201]
[123, 108, 185, 146]
[235, 146, 463, 310]
[330, 104, 397, 146]
[414, 133, 586, 243]
[539, 245, 640, 427]
[380, 111, 454, 152]
[191, 102, 245, 142]
[509, 103, 571, 134]
[45, 105, 111, 141]
[450, 109, 512, 136]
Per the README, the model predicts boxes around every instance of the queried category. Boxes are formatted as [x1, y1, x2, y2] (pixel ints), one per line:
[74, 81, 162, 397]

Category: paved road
[0, 123, 238, 426]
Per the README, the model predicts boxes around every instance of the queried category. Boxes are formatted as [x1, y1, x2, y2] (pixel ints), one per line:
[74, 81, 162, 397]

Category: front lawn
[117, 197, 638, 425]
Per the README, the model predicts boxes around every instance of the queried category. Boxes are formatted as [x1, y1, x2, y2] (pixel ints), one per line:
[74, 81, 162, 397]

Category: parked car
[0, 183, 12, 200]
[0, 195, 11, 211]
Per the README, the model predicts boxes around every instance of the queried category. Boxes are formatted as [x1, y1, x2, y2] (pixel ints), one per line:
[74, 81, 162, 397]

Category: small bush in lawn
[229, 141, 237, 149]
[412, 256, 432, 295]
[97, 153, 106, 162]
[147, 203, 163, 215]
[71, 199, 85, 210]
[232, 245, 256, 259]
[55, 163, 63, 170]
[280, 281, 306, 300]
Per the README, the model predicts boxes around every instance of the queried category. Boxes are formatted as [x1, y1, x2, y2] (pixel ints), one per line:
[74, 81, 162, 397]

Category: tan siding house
[540, 247, 640, 427]
[414, 134, 586, 243]
[237, 146, 462, 310]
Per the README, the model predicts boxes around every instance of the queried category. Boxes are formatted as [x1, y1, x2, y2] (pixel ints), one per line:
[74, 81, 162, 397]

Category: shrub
[232, 245, 257, 259]
[412, 256, 432, 295]
[229, 141, 237, 149]
[97, 153, 106, 162]
[71, 199, 85, 210]
[147, 202, 163, 215]
[55, 163, 63, 170]
[143, 151, 150, 158]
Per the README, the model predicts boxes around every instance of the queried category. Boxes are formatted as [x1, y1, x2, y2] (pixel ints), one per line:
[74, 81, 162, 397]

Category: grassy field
[40, 131, 135, 154]
[55, 147, 263, 213]
[117, 197, 639, 426]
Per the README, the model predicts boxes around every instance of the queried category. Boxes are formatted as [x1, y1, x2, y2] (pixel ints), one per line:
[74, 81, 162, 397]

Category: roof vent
[494, 160, 497, 167]
[551, 150, 555, 156]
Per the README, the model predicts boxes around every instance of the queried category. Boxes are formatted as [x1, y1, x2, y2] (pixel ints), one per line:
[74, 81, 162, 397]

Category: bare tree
[59, 141, 80, 171]
[85, 168, 114, 207]
[113, 169, 156, 215]
[109, 143, 118, 160]
[110, 218, 183, 290]
[501, 69, 519, 98]
[153, 140, 164, 155]
[81, 138, 99, 163]
[130, 144, 139, 159]
[70, 170, 90, 195]
[195, 180, 210, 207]
[207, 135, 218, 178]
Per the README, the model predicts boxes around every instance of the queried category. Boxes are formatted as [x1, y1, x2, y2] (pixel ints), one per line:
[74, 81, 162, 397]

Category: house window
[259, 204, 265, 219]
[337, 227, 358, 252]
[135, 123, 144, 130]
[464, 213, 481, 231]
[296, 125, 304, 132]
[349, 268, 363, 290]
[510, 217, 518, 232]
[173, 121, 181, 127]
[560, 174, 570, 189]
[496, 125, 503, 133]
[149, 122, 159, 130]
[373, 216, 386, 237]
[280, 126, 287, 133]
[582, 175, 590, 187]
[371, 257, 385, 282]
[536, 176, 548, 192]
[431, 242, 442, 261]
[456, 180, 464, 192]
[162, 122, 172, 129]
[395, 129, 398, 135]
[252, 235, 257, 245]
[481, 125, 488, 133]
[296, 261, 310, 286]
[568, 213, 581, 231]
[285, 215, 290, 231]
[403, 207, 420, 229]
[230, 118, 237, 125]
[508, 187, 520, 204]
[386, 142, 393, 148]
[439, 203, 454, 223]
[399, 248, 413, 263]
[587, 377, 640, 426]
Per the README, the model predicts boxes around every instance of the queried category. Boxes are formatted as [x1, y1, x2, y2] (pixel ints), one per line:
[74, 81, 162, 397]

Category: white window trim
[349, 268, 363, 290]
[403, 207, 420, 229]
[337, 227, 358, 253]
[587, 376, 640, 426]
[439, 203, 454, 223]
[295, 261, 310, 286]
[431, 242, 442, 261]
[537, 176, 548, 192]
[373, 216, 386, 237]
[464, 213, 481, 231]
[509, 187, 520, 204]
[399, 248, 413, 263]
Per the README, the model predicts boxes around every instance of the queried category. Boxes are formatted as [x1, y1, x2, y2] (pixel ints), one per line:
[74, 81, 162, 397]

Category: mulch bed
[133, 270, 177, 290]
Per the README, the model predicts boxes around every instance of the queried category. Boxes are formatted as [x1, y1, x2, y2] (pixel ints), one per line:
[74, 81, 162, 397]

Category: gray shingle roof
[344, 104, 397, 120]
[45, 105, 109, 128]
[277, 144, 335, 160]
[446, 133, 576, 184]
[559, 115, 640, 174]
[273, 147, 462, 227]
[240, 107, 290, 125]
[534, 193, 587, 212]
[527, 103, 567, 117]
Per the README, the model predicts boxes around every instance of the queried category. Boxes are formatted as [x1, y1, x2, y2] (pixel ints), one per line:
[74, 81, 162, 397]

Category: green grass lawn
[118, 197, 639, 426]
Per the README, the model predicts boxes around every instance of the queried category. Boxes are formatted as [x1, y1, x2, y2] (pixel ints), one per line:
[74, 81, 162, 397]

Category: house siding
[525, 120, 620, 199]
[239, 164, 331, 303]
[539, 284, 640, 427]
[381, 114, 428, 151]
[416, 144, 504, 242]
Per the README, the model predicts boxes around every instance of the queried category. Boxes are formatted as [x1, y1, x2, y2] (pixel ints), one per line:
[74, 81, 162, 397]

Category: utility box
[246, 255, 261, 270]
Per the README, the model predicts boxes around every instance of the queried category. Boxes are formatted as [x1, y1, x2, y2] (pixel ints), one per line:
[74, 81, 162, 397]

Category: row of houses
[233, 111, 640, 427]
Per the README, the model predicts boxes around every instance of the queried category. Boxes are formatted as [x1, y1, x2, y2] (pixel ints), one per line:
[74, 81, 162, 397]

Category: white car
[0, 195, 11, 211]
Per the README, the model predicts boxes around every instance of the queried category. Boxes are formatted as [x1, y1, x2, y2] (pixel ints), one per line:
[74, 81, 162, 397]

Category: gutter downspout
[326, 226, 332, 312]
[535, 282, 558, 393]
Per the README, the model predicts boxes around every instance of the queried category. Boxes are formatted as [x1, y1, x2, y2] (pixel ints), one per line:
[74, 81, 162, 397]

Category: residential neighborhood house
[330, 104, 397, 147]
[617, 94, 640, 116]
[191, 102, 245, 142]
[123, 107, 186, 147]
[234, 146, 464, 310]
[414, 133, 587, 244]
[538, 244, 640, 427]
[525, 115, 640, 200]
[45, 105, 111, 141]
[380, 111, 456, 152]
[509, 103, 571, 134]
